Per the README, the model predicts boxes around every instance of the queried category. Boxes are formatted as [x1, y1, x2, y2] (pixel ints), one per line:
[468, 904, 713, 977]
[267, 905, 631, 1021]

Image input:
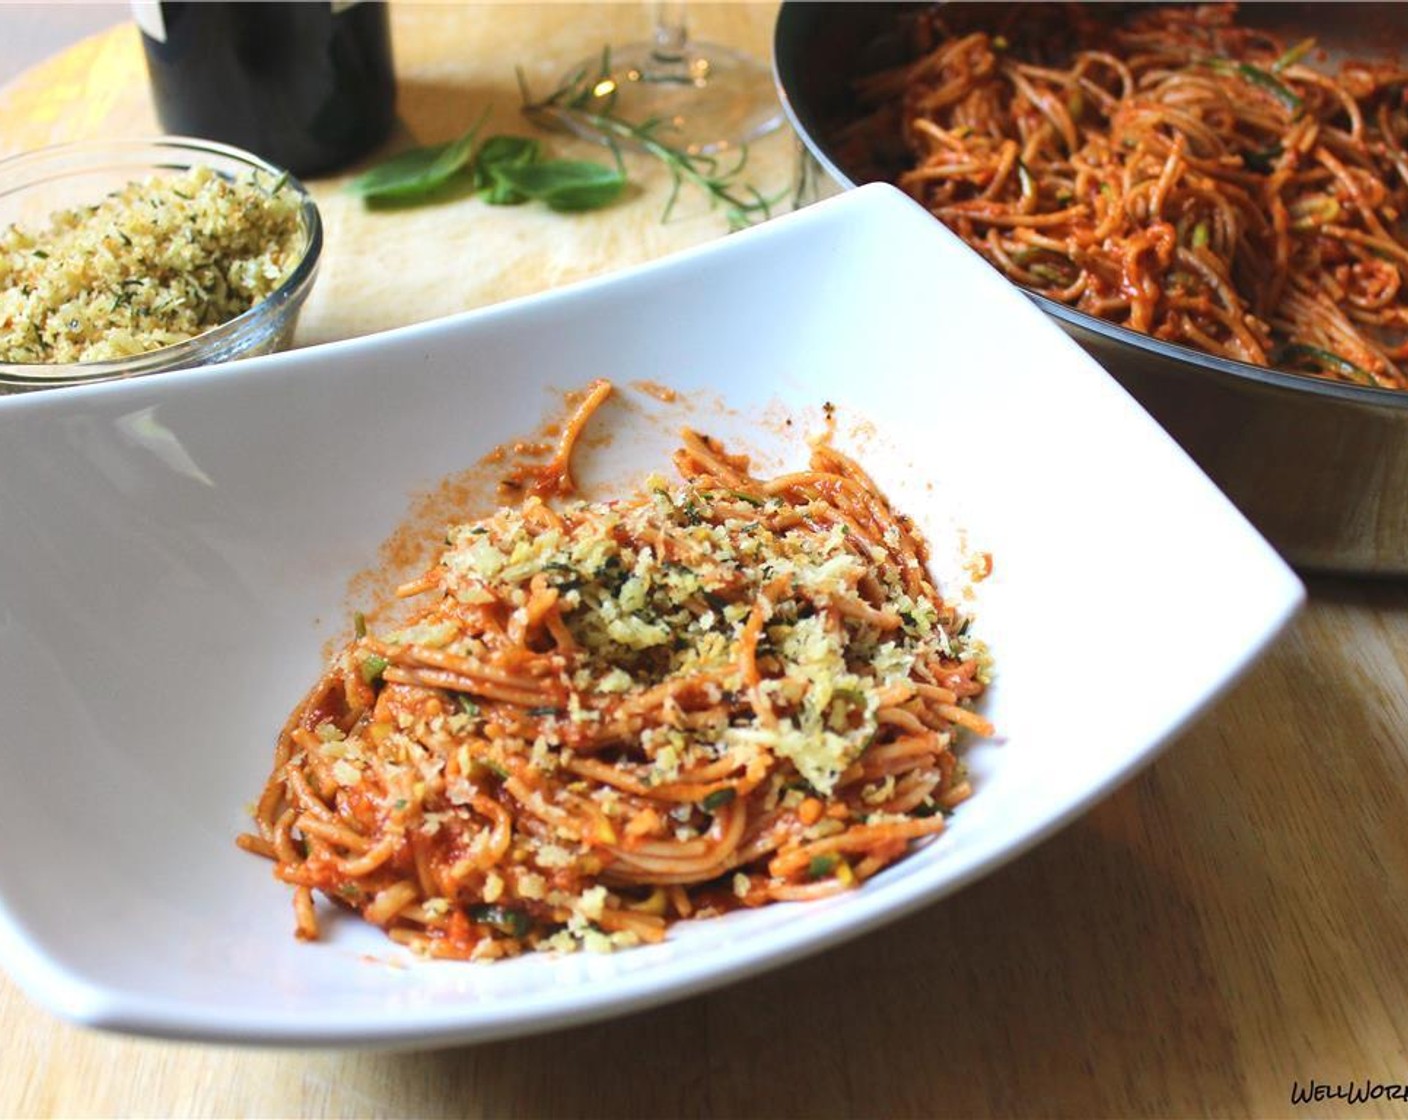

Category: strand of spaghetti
[380, 666, 548, 707]
[235, 832, 275, 859]
[284, 766, 340, 824]
[501, 775, 582, 840]
[365, 880, 420, 926]
[528, 378, 612, 498]
[849, 854, 897, 882]
[411, 835, 439, 898]
[1321, 223, 1408, 271]
[394, 571, 441, 599]
[295, 814, 372, 854]
[367, 639, 557, 685]
[768, 879, 855, 903]
[762, 473, 891, 544]
[563, 755, 753, 803]
[338, 835, 401, 878]
[272, 807, 301, 865]
[768, 818, 950, 879]
[876, 706, 933, 737]
[878, 770, 944, 815]
[940, 779, 974, 809]
[930, 202, 1093, 228]
[607, 819, 739, 862]
[595, 907, 668, 941]
[293, 886, 318, 940]
[841, 733, 947, 783]
[834, 595, 903, 630]
[1005, 63, 1079, 153]
[605, 806, 750, 884]
[912, 681, 960, 705]
[676, 428, 758, 486]
[736, 593, 776, 728]
[440, 796, 514, 876]
[254, 777, 290, 843]
[609, 667, 732, 719]
[539, 602, 579, 654]
[936, 702, 996, 736]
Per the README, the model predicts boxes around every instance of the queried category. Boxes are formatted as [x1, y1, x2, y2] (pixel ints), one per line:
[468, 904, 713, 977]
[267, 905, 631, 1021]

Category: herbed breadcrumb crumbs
[0, 165, 304, 364]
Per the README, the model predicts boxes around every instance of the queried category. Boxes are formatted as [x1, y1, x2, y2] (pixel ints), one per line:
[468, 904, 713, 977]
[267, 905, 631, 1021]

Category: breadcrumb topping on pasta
[241, 384, 992, 960]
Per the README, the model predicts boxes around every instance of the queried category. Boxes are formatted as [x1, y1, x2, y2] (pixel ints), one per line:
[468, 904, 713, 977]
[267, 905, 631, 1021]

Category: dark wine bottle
[135, 1, 397, 177]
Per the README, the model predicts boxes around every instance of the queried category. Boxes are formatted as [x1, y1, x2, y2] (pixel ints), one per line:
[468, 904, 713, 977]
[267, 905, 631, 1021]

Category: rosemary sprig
[517, 52, 781, 230]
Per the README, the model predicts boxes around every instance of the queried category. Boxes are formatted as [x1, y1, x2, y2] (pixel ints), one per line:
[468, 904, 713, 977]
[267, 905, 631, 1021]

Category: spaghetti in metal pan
[842, 2, 1408, 388]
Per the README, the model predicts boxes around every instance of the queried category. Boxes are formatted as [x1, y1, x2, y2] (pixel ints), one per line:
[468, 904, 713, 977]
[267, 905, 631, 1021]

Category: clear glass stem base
[560, 40, 784, 156]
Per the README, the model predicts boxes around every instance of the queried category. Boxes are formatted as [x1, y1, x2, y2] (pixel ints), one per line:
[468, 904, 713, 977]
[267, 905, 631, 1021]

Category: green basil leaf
[476, 135, 543, 204]
[477, 135, 541, 174]
[483, 180, 530, 206]
[345, 144, 452, 198]
[488, 159, 626, 212]
[346, 107, 491, 199]
[426, 109, 490, 180]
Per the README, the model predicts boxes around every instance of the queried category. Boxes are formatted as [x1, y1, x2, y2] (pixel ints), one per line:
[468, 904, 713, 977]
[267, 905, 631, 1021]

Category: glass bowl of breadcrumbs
[0, 137, 322, 391]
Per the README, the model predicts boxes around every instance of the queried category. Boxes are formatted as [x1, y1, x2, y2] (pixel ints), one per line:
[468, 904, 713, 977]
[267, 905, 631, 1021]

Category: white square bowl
[0, 184, 1301, 1048]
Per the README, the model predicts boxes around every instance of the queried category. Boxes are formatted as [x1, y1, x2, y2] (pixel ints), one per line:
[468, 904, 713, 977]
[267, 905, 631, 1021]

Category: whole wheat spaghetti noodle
[842, 2, 1408, 388]
[240, 382, 992, 959]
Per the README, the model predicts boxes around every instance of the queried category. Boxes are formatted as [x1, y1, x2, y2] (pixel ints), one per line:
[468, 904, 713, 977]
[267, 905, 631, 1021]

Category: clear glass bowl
[0, 137, 323, 392]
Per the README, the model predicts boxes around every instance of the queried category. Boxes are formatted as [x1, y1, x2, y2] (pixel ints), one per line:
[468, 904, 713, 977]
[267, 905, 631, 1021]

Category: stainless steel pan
[774, 2, 1408, 573]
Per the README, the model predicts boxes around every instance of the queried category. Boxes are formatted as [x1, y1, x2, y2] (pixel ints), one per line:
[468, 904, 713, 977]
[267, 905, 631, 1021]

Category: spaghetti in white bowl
[0, 184, 1300, 1047]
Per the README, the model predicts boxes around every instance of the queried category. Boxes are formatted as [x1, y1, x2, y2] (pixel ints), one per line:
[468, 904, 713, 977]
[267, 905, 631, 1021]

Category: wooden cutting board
[0, 3, 800, 348]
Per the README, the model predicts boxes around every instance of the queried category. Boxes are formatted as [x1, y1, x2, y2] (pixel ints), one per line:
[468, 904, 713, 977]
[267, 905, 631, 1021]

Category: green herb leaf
[518, 61, 781, 229]
[1207, 57, 1303, 115]
[426, 110, 491, 179]
[476, 134, 542, 204]
[360, 654, 389, 684]
[1272, 37, 1315, 74]
[1243, 142, 1284, 174]
[353, 611, 367, 639]
[1288, 194, 1341, 230]
[469, 903, 531, 938]
[478, 134, 542, 170]
[1238, 61, 1303, 114]
[487, 158, 626, 211]
[807, 854, 839, 879]
[345, 144, 454, 198]
[701, 787, 737, 812]
[346, 106, 491, 199]
[1275, 343, 1376, 385]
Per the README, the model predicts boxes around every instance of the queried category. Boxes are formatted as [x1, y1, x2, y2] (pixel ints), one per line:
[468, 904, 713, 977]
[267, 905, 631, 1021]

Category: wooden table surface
[4, 5, 1408, 1118]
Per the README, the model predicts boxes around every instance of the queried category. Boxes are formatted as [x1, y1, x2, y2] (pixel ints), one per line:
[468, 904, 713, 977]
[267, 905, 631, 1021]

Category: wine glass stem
[651, 2, 688, 64]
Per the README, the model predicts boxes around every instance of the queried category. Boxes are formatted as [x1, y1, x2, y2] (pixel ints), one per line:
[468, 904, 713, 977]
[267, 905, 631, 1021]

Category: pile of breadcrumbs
[0, 165, 304, 364]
